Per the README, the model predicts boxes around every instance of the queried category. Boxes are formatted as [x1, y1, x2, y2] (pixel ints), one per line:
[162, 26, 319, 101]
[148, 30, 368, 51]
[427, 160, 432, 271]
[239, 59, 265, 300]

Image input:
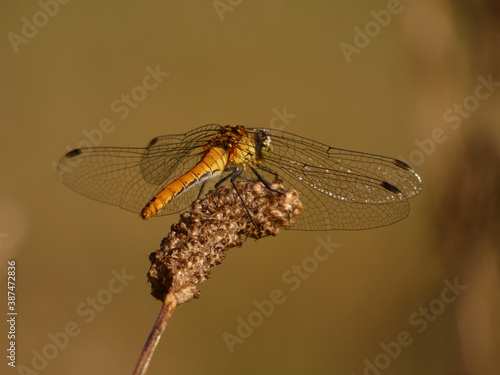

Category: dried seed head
[147, 181, 303, 304]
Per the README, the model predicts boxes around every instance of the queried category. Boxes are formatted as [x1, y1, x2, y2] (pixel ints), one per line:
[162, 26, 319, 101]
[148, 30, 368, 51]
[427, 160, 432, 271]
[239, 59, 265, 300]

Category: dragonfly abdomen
[140, 147, 230, 219]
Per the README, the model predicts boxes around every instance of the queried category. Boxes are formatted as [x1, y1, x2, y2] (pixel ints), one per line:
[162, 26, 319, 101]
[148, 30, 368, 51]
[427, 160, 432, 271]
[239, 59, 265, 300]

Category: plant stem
[132, 293, 178, 375]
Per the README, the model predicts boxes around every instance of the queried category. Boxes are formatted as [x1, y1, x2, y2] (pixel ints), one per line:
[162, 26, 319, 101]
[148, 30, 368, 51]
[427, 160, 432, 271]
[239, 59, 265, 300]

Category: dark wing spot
[393, 159, 412, 171]
[147, 137, 160, 147]
[381, 181, 402, 195]
[65, 149, 83, 158]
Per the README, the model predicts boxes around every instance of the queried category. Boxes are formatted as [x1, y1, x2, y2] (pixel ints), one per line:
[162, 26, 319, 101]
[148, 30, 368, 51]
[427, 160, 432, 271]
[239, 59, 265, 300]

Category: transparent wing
[247, 128, 422, 230]
[57, 124, 223, 215]
[57, 124, 422, 230]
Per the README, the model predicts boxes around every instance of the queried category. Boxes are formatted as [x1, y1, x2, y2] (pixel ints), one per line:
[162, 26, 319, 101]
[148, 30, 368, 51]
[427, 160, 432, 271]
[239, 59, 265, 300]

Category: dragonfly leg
[213, 167, 279, 235]
[196, 181, 207, 200]
[251, 167, 285, 196]
[214, 167, 239, 189]
[256, 164, 280, 180]
[216, 168, 262, 234]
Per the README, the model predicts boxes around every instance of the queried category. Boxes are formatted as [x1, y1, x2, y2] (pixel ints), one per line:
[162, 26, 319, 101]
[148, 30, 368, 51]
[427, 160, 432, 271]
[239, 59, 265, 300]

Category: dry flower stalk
[133, 180, 302, 375]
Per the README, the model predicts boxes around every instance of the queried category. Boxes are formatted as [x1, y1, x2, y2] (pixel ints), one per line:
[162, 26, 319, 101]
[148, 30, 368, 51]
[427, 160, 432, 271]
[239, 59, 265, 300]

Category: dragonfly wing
[254, 129, 422, 230]
[57, 124, 223, 215]
[141, 124, 222, 184]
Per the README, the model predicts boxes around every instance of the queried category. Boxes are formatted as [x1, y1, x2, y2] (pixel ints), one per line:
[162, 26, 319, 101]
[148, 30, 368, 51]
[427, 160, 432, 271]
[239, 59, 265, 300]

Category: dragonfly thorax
[206, 126, 257, 167]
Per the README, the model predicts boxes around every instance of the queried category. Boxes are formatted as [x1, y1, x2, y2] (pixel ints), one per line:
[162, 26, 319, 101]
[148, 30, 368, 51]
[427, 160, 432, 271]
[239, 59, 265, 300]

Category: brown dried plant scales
[147, 181, 303, 304]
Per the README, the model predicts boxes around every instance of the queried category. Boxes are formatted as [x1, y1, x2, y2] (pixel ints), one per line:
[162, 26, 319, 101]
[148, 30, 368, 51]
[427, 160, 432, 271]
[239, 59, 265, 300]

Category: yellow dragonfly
[57, 124, 422, 230]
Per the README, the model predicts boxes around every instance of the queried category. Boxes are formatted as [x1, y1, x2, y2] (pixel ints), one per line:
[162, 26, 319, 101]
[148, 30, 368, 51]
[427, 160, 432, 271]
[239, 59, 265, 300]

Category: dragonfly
[57, 124, 422, 230]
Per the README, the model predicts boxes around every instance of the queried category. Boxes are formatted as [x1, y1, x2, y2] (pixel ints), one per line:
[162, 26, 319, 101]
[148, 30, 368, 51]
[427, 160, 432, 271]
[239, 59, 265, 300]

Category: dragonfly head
[253, 129, 273, 160]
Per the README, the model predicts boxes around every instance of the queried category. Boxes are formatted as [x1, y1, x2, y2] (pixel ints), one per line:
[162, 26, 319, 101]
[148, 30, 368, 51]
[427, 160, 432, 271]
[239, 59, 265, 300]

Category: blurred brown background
[1, 1, 499, 374]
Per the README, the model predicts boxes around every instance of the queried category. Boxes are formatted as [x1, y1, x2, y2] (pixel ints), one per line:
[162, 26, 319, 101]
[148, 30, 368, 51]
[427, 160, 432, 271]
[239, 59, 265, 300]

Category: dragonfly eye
[254, 130, 273, 159]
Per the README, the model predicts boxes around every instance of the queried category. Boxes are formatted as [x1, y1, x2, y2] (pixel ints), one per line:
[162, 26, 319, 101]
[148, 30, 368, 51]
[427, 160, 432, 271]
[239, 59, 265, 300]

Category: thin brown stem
[132, 293, 178, 375]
